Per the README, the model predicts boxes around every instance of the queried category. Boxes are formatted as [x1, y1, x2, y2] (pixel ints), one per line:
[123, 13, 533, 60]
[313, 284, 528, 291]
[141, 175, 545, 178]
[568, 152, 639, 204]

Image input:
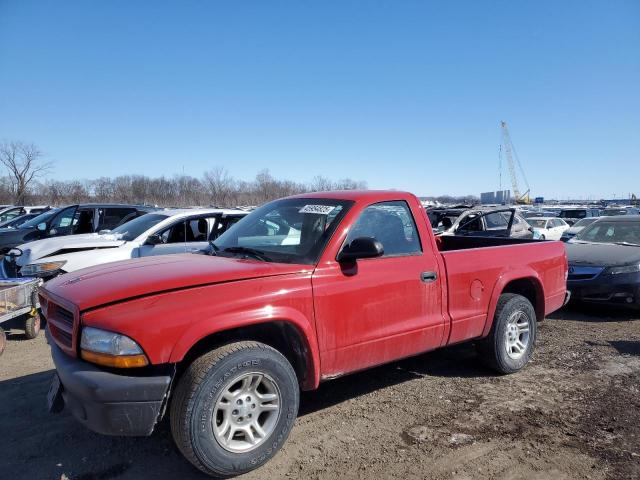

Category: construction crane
[500, 121, 531, 204]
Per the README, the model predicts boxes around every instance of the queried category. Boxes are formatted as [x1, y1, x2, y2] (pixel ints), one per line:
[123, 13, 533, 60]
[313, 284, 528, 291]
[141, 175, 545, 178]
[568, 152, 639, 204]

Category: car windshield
[213, 198, 353, 264]
[575, 221, 640, 245]
[559, 209, 587, 219]
[529, 219, 547, 228]
[110, 213, 169, 241]
[19, 209, 59, 228]
[572, 218, 598, 228]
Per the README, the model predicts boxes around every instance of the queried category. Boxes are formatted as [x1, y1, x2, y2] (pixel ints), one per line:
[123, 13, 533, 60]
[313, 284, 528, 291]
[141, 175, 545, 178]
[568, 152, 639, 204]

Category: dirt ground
[1, 304, 638, 480]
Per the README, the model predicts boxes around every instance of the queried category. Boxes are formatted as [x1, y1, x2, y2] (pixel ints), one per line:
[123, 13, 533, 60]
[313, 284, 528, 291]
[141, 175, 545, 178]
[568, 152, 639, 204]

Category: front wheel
[477, 293, 537, 374]
[540, 234, 546, 240]
[170, 341, 299, 477]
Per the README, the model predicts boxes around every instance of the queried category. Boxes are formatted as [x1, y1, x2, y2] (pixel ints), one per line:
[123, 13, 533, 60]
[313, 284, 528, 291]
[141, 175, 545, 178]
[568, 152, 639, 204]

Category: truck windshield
[213, 198, 353, 264]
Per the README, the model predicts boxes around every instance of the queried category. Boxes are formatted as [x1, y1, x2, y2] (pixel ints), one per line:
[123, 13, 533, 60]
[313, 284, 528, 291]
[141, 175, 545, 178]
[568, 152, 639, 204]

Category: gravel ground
[0, 304, 638, 480]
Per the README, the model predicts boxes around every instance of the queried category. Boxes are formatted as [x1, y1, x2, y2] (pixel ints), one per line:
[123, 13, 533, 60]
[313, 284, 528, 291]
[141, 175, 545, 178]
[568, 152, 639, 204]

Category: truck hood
[15, 234, 126, 266]
[42, 254, 311, 311]
[565, 242, 640, 267]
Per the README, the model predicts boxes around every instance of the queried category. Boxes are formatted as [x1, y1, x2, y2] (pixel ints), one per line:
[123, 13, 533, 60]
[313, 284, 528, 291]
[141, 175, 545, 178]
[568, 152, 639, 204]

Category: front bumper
[567, 271, 640, 306]
[48, 329, 173, 436]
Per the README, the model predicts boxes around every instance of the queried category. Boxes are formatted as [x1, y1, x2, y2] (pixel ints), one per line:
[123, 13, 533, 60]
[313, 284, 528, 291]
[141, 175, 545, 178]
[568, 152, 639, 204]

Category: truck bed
[437, 235, 539, 252]
[438, 238, 567, 345]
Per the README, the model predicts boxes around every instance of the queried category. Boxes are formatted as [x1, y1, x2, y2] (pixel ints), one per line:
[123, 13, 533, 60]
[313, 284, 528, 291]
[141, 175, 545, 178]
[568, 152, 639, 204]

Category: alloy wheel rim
[504, 310, 531, 360]
[212, 371, 281, 453]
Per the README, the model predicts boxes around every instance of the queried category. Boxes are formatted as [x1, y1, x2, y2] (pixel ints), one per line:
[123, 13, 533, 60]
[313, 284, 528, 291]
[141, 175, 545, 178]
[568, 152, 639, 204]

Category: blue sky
[0, 1, 638, 199]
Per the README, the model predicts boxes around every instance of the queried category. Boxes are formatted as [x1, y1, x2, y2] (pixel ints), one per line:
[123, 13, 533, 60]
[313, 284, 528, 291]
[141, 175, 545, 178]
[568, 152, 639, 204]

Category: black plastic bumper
[567, 272, 640, 306]
[48, 331, 173, 436]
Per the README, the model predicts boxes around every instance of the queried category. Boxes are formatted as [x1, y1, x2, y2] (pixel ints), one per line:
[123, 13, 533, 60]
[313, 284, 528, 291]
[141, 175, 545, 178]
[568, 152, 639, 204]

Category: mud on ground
[0, 304, 638, 480]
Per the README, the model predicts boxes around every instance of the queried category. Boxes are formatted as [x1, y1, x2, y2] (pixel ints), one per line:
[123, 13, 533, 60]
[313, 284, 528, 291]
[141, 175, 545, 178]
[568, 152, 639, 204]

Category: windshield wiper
[222, 246, 272, 261]
[208, 241, 220, 256]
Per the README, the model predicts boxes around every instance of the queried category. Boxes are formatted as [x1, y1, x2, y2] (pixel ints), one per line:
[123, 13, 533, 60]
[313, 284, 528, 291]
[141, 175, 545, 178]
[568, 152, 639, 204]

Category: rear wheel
[478, 293, 537, 374]
[170, 341, 299, 477]
[540, 234, 546, 240]
[24, 313, 41, 339]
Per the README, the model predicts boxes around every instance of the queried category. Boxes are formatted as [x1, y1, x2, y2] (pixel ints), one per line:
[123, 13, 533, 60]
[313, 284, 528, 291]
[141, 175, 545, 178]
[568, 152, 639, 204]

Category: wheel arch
[172, 319, 320, 391]
[483, 272, 545, 337]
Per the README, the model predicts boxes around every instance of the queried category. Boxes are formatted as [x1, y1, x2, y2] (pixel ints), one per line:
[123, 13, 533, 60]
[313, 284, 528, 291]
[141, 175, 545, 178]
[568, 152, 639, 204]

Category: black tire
[0, 327, 6, 356]
[170, 341, 299, 478]
[24, 313, 41, 340]
[477, 293, 537, 374]
[540, 234, 546, 240]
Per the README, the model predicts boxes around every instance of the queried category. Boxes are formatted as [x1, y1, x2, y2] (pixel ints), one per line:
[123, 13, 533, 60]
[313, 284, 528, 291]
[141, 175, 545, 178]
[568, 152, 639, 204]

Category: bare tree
[203, 167, 235, 206]
[0, 141, 53, 204]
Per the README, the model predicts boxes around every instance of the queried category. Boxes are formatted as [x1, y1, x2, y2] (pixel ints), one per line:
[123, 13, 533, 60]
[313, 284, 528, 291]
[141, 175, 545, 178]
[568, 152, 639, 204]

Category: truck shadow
[549, 303, 639, 322]
[300, 343, 490, 416]
[0, 344, 491, 479]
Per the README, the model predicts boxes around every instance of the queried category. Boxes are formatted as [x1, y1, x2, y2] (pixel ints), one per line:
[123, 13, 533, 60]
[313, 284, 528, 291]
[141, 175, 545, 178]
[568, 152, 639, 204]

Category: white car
[4, 208, 247, 279]
[527, 217, 570, 240]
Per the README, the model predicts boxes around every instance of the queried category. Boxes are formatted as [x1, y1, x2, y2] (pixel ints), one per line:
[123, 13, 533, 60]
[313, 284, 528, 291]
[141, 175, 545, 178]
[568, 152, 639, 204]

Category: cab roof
[288, 190, 417, 203]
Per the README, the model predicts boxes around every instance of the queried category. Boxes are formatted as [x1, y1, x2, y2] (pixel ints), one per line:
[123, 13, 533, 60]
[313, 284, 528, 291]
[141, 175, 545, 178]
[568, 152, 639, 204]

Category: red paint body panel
[41, 190, 568, 391]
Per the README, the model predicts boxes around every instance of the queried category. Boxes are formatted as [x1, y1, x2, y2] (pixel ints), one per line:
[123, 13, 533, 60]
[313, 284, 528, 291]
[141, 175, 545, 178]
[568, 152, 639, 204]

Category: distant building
[481, 190, 511, 205]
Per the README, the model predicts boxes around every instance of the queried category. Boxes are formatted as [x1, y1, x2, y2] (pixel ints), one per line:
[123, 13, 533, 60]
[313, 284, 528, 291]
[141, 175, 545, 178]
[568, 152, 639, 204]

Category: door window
[0, 207, 24, 223]
[157, 216, 218, 244]
[344, 201, 421, 256]
[49, 206, 78, 234]
[98, 208, 137, 230]
[209, 215, 244, 241]
[72, 209, 95, 234]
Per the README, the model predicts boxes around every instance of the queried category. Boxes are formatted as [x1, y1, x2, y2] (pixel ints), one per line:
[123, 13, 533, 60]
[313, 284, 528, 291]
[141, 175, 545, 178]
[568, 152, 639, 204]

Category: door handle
[421, 271, 438, 283]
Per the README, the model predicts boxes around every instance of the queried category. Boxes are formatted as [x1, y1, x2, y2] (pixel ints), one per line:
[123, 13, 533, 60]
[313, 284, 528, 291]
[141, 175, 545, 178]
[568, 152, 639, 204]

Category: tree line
[0, 141, 367, 207]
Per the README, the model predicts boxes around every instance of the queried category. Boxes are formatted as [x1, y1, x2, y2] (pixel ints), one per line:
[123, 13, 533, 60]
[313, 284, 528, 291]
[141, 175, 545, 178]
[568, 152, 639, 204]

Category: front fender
[169, 305, 321, 389]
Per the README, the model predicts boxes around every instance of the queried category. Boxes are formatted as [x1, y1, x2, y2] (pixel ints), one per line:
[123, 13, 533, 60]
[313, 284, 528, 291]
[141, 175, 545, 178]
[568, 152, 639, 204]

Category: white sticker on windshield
[299, 205, 335, 215]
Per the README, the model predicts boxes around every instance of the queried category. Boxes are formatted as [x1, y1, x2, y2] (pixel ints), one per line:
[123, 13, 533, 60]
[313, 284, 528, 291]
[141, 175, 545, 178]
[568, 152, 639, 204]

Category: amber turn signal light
[80, 349, 149, 368]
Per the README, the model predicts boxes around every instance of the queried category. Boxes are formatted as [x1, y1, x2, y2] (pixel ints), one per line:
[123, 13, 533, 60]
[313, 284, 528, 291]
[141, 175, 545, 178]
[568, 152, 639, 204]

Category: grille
[46, 301, 76, 352]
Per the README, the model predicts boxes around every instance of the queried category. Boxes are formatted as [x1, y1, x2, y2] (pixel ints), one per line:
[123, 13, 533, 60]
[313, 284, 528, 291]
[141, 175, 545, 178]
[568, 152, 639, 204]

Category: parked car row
[3, 208, 248, 279]
[429, 203, 640, 310]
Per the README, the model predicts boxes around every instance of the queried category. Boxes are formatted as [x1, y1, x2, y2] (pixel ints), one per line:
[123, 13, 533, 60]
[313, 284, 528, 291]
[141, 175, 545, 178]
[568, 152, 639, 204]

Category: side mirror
[98, 229, 111, 235]
[145, 234, 162, 246]
[337, 237, 384, 263]
[37, 222, 47, 232]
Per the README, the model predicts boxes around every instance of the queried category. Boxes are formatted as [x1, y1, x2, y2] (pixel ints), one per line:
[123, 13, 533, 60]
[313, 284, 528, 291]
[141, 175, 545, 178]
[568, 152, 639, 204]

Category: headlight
[21, 261, 66, 277]
[608, 264, 640, 275]
[80, 326, 149, 368]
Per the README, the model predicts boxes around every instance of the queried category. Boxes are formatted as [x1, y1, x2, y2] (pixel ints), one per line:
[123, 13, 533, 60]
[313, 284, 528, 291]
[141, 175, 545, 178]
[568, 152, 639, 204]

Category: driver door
[312, 200, 445, 376]
[46, 206, 79, 237]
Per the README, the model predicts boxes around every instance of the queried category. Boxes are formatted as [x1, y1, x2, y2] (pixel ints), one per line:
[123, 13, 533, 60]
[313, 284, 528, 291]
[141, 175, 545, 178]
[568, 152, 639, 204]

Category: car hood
[565, 242, 640, 267]
[14, 234, 126, 266]
[0, 227, 32, 247]
[41, 254, 311, 311]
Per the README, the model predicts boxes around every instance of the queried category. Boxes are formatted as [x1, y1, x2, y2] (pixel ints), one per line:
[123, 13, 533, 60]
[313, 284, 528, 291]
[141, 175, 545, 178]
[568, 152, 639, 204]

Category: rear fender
[482, 269, 545, 337]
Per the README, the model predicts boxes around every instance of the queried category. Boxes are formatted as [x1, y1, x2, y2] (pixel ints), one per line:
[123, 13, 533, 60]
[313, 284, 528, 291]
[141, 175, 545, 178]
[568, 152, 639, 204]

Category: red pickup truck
[42, 191, 568, 477]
